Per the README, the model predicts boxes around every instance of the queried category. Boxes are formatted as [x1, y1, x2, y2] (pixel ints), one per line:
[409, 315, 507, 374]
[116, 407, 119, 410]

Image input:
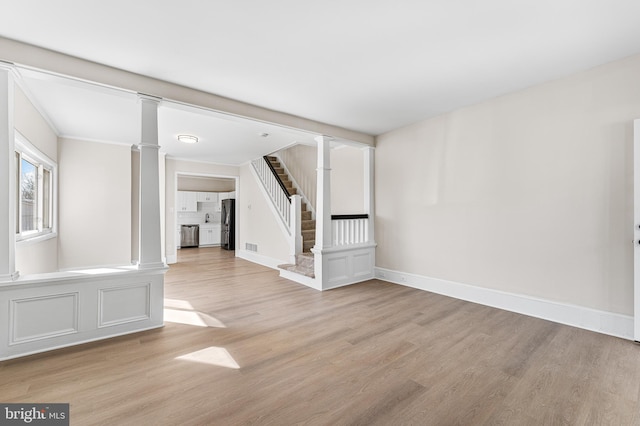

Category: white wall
[57, 138, 132, 269]
[278, 144, 317, 210]
[278, 143, 366, 215]
[331, 145, 365, 215]
[238, 164, 289, 265]
[14, 86, 58, 275]
[376, 53, 640, 316]
[178, 176, 235, 192]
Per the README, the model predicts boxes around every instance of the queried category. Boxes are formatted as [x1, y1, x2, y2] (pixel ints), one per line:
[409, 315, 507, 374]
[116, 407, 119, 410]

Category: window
[15, 132, 56, 241]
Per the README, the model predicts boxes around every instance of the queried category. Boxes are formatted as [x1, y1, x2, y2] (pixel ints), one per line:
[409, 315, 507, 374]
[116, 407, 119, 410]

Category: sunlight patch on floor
[164, 298, 195, 310]
[176, 346, 240, 369]
[163, 308, 226, 328]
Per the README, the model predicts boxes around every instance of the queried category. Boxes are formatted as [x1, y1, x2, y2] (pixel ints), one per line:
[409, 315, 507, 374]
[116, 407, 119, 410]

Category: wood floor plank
[1, 247, 640, 425]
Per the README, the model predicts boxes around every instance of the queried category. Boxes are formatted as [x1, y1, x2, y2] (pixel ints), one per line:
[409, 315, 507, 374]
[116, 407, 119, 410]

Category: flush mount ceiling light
[178, 134, 198, 144]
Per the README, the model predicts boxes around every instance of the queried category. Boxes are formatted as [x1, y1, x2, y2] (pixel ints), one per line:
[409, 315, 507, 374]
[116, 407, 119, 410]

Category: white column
[0, 65, 18, 281]
[363, 146, 375, 244]
[314, 135, 332, 249]
[138, 94, 164, 269]
[289, 194, 302, 263]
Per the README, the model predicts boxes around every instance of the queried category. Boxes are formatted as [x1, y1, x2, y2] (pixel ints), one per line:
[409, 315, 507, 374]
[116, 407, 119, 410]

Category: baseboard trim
[375, 267, 634, 340]
[279, 269, 320, 291]
[237, 250, 284, 270]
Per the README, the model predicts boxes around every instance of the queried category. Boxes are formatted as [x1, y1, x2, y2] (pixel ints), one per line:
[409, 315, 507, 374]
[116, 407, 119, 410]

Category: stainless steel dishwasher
[180, 224, 199, 248]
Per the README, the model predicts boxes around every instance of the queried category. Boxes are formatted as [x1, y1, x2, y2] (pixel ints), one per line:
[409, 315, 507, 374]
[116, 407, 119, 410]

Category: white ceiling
[15, 67, 318, 165]
[3, 0, 640, 137]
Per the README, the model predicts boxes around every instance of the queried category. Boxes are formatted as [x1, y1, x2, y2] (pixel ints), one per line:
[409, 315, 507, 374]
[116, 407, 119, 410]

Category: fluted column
[138, 94, 164, 269]
[0, 65, 18, 281]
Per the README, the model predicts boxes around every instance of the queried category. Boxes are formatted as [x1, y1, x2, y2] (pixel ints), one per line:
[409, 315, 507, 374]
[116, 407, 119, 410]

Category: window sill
[16, 231, 57, 247]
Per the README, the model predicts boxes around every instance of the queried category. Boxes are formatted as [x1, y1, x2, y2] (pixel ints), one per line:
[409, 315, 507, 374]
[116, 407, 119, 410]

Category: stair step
[266, 156, 278, 162]
[301, 211, 312, 221]
[302, 219, 315, 229]
[303, 240, 315, 251]
[277, 263, 315, 278]
[302, 229, 315, 239]
[295, 253, 314, 269]
[273, 167, 284, 174]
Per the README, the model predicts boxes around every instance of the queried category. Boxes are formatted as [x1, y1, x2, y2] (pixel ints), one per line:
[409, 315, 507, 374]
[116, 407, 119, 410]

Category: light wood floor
[2, 248, 640, 425]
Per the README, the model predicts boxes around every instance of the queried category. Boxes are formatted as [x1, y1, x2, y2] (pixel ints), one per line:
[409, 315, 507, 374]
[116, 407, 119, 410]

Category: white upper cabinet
[176, 191, 197, 212]
[197, 192, 218, 203]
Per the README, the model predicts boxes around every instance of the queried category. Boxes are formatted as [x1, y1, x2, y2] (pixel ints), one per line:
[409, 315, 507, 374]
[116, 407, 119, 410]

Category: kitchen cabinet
[199, 224, 221, 246]
[217, 192, 235, 211]
[177, 191, 197, 212]
[197, 192, 218, 203]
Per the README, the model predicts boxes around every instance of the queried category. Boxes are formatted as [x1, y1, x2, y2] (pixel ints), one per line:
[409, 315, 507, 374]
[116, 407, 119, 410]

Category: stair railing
[251, 157, 303, 261]
[251, 157, 291, 231]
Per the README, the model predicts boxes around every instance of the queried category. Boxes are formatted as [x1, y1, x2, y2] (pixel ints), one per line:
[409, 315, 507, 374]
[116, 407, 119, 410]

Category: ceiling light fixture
[178, 134, 198, 144]
[260, 133, 269, 138]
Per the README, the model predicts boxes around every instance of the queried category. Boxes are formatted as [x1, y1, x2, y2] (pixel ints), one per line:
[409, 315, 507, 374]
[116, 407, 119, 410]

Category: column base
[137, 262, 167, 270]
[0, 271, 20, 282]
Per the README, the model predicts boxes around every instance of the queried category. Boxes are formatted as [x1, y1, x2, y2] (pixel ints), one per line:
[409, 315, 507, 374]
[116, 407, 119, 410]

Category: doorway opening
[172, 173, 238, 264]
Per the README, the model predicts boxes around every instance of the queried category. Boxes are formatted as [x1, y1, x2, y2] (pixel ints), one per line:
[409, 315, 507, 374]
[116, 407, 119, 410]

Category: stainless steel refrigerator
[221, 198, 235, 250]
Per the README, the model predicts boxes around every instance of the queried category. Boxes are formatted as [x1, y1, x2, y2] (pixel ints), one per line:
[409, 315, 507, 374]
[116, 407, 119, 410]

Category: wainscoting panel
[317, 244, 376, 290]
[353, 251, 373, 278]
[327, 256, 349, 283]
[10, 293, 79, 344]
[0, 267, 166, 361]
[99, 284, 150, 327]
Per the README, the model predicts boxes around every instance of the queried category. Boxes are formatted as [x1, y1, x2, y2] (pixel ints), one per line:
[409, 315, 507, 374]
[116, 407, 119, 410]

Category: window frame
[15, 131, 57, 244]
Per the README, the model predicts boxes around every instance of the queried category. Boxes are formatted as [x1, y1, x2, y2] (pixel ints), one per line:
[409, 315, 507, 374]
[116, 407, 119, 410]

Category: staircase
[264, 155, 316, 278]
[265, 156, 316, 252]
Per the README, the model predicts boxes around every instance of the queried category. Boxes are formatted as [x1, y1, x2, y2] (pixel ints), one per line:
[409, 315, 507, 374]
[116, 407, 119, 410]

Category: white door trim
[633, 119, 640, 341]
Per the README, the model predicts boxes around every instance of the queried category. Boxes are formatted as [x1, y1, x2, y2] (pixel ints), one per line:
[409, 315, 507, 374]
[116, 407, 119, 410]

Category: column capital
[314, 135, 334, 144]
[137, 143, 162, 150]
[137, 93, 162, 103]
[0, 61, 18, 75]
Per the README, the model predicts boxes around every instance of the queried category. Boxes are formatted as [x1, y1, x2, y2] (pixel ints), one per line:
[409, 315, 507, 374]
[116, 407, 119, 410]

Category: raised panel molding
[353, 252, 373, 277]
[327, 256, 349, 282]
[10, 293, 79, 345]
[98, 284, 150, 328]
